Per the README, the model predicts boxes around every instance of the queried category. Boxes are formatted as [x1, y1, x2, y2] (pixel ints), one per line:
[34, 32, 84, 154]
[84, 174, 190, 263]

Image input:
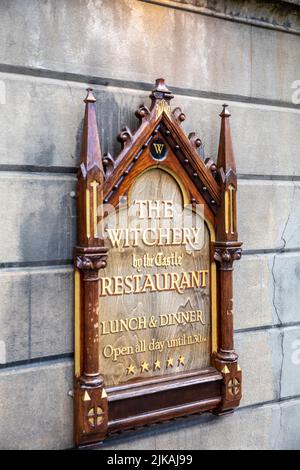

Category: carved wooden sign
[74, 79, 242, 447]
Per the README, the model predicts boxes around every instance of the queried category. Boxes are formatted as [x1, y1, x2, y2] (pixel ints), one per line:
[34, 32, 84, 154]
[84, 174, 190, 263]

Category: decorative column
[213, 104, 242, 414]
[74, 89, 108, 445]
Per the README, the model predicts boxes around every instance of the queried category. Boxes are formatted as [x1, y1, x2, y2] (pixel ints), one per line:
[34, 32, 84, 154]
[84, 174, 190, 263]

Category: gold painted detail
[126, 364, 135, 375]
[178, 355, 185, 366]
[74, 269, 80, 378]
[90, 180, 99, 238]
[125, 356, 187, 375]
[229, 184, 235, 234]
[211, 261, 217, 354]
[167, 357, 174, 368]
[237, 364, 241, 372]
[221, 365, 230, 375]
[225, 184, 235, 235]
[153, 143, 165, 155]
[83, 391, 91, 402]
[156, 99, 171, 119]
[85, 188, 91, 239]
[228, 378, 240, 396]
[101, 388, 107, 398]
[225, 189, 229, 234]
[141, 361, 150, 372]
[87, 407, 104, 428]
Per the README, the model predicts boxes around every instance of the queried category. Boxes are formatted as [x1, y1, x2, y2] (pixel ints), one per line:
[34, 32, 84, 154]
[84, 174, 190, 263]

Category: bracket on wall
[74, 79, 242, 447]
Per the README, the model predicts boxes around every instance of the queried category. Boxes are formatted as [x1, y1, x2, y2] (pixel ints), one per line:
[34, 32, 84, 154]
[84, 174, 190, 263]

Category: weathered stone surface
[0, 1, 299, 102]
[0, 360, 73, 450]
[235, 329, 282, 406]
[0, 75, 146, 169]
[0, 267, 73, 363]
[251, 27, 300, 103]
[272, 252, 300, 326]
[234, 254, 273, 331]
[235, 252, 300, 331]
[275, 399, 300, 450]
[170, 0, 300, 32]
[0, 173, 76, 263]
[30, 267, 73, 358]
[0, 74, 85, 168]
[281, 326, 300, 398]
[0, 270, 30, 363]
[238, 180, 300, 251]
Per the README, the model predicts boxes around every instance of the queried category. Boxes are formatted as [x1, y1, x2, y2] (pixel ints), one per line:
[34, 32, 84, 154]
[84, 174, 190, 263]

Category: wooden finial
[219, 103, 231, 118]
[150, 78, 174, 109]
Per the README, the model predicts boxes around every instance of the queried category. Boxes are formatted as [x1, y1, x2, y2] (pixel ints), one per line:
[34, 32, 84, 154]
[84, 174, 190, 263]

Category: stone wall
[0, 0, 299, 450]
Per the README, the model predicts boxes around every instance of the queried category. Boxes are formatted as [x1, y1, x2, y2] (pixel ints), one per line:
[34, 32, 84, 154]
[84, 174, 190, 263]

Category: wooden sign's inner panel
[99, 168, 211, 386]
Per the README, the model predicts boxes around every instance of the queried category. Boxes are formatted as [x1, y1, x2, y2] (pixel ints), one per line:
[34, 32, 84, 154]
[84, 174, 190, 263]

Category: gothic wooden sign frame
[74, 79, 242, 447]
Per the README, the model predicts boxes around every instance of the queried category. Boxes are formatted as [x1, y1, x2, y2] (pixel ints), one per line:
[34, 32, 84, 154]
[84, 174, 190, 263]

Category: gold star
[126, 364, 135, 375]
[154, 359, 161, 370]
[178, 355, 185, 366]
[166, 357, 174, 368]
[141, 361, 149, 372]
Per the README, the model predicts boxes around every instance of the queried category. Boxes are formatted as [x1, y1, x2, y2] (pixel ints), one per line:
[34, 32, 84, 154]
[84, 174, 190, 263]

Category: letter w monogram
[153, 143, 164, 154]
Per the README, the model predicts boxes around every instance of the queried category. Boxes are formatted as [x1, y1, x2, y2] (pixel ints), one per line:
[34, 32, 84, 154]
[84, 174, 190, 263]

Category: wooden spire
[77, 88, 104, 247]
[217, 104, 236, 179]
[216, 104, 238, 241]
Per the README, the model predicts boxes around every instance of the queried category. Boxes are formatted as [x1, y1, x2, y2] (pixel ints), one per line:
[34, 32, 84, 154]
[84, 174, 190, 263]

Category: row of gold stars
[126, 356, 185, 375]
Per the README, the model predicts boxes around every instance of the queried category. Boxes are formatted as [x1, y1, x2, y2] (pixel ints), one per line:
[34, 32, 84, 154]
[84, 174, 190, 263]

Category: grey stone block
[0, 267, 73, 363]
[281, 326, 300, 398]
[0, 173, 76, 263]
[238, 180, 300, 251]
[275, 399, 300, 450]
[0, 75, 147, 169]
[272, 252, 300, 325]
[236, 329, 282, 406]
[0, 359, 73, 450]
[234, 252, 300, 331]
[0, 269, 30, 363]
[30, 267, 73, 358]
[234, 254, 273, 331]
[251, 26, 300, 104]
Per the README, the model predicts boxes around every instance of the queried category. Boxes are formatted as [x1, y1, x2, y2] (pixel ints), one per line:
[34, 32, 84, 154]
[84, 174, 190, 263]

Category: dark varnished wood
[74, 79, 242, 447]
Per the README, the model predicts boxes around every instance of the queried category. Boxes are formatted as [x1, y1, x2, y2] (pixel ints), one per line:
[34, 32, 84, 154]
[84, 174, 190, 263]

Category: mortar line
[0, 63, 299, 111]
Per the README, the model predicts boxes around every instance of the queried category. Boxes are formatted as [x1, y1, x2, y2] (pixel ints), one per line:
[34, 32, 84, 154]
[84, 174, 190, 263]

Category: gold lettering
[153, 143, 164, 154]
[99, 270, 209, 296]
